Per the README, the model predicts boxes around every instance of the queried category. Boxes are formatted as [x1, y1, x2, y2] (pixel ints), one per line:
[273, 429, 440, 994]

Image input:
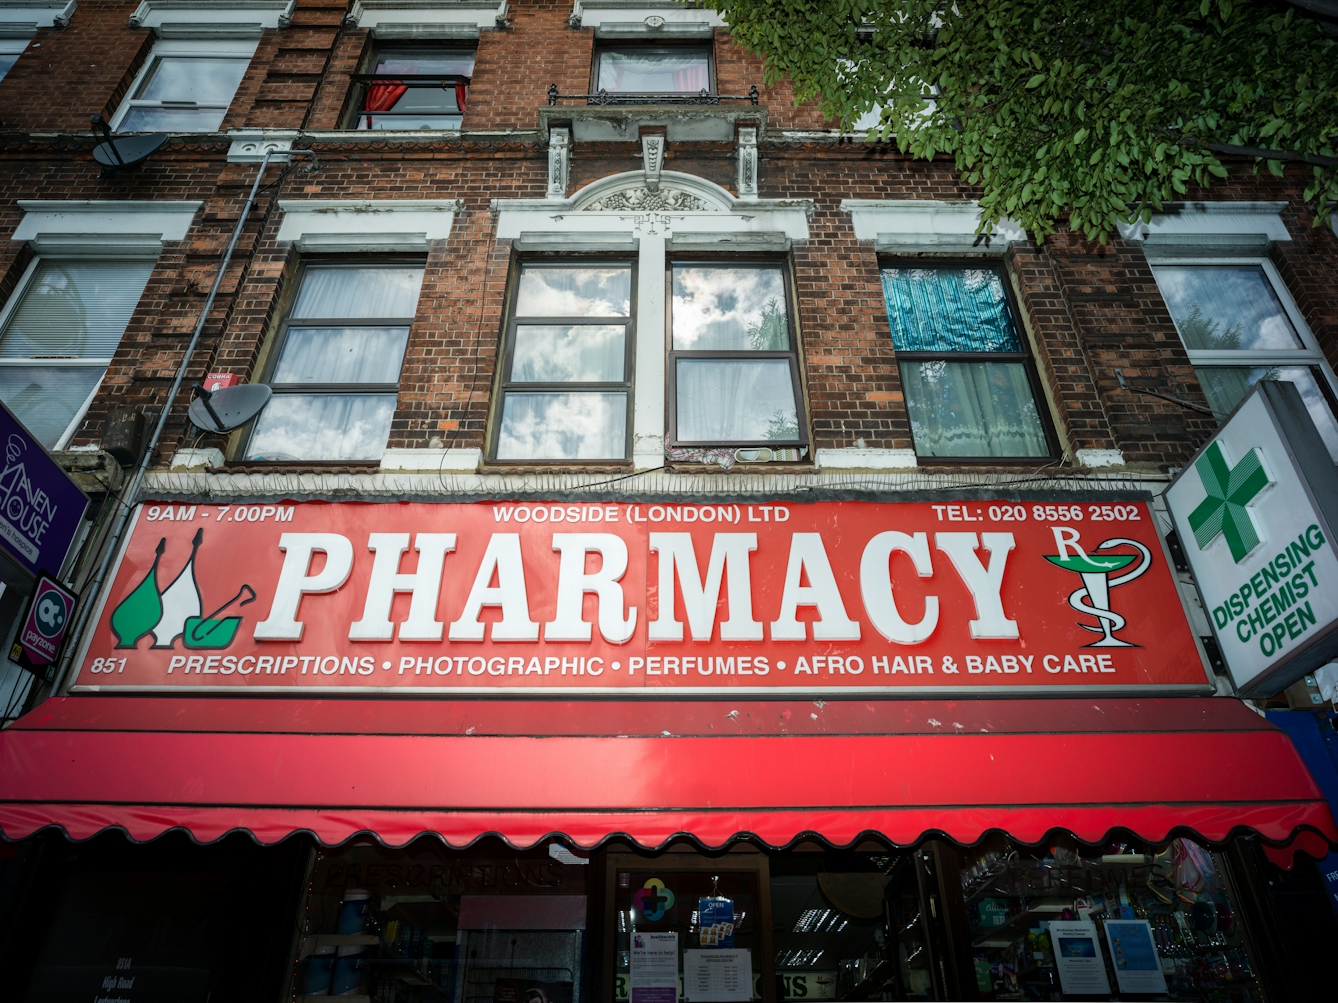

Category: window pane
[597, 50, 711, 93]
[672, 266, 789, 351]
[901, 360, 1048, 457]
[496, 392, 627, 460]
[0, 366, 103, 449]
[1153, 265, 1302, 351]
[272, 327, 409, 385]
[135, 56, 249, 105]
[511, 325, 625, 383]
[245, 394, 396, 461]
[516, 267, 631, 317]
[0, 54, 19, 81]
[1196, 366, 1338, 463]
[374, 50, 476, 77]
[291, 266, 424, 320]
[119, 105, 228, 132]
[0, 261, 154, 358]
[881, 267, 1022, 353]
[676, 359, 799, 442]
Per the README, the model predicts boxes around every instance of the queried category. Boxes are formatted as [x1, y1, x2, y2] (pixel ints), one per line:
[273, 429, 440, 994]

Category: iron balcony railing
[547, 84, 759, 106]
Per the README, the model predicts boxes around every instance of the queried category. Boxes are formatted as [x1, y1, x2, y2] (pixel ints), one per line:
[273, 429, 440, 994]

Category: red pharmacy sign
[73, 499, 1210, 694]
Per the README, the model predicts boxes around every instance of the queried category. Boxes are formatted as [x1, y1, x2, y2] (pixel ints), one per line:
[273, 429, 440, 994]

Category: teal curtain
[881, 267, 1021, 352]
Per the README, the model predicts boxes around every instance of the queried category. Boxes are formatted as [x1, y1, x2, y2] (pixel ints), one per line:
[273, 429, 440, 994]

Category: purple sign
[17, 575, 76, 667]
[0, 402, 87, 577]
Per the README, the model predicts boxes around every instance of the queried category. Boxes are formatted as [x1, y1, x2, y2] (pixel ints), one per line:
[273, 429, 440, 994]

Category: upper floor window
[594, 45, 712, 98]
[244, 261, 424, 462]
[492, 263, 634, 462]
[0, 39, 26, 82]
[668, 262, 806, 449]
[881, 265, 1052, 459]
[112, 40, 254, 133]
[1151, 260, 1338, 461]
[0, 259, 154, 448]
[351, 47, 475, 131]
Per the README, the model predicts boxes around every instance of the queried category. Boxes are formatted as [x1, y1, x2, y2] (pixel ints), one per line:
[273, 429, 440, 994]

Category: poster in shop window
[71, 498, 1210, 694]
[1103, 919, 1167, 994]
[1047, 921, 1111, 996]
[631, 932, 679, 1003]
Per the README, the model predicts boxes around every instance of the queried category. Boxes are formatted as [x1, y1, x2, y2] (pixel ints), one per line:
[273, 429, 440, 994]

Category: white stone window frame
[110, 37, 260, 133]
[571, 0, 723, 38]
[269, 199, 464, 464]
[493, 171, 810, 469]
[2, 200, 200, 448]
[275, 198, 461, 253]
[0, 0, 77, 78]
[127, 0, 293, 36]
[344, 0, 506, 39]
[0, 1, 77, 36]
[1124, 201, 1338, 433]
[827, 200, 1036, 471]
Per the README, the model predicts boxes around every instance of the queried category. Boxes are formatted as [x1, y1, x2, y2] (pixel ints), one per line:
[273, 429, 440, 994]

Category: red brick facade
[1, 0, 1335, 472]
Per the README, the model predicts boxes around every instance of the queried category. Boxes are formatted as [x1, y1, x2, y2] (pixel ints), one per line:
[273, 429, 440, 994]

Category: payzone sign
[73, 498, 1208, 694]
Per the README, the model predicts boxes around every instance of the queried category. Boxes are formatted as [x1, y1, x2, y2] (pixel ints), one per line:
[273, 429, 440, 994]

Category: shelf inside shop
[971, 900, 1068, 947]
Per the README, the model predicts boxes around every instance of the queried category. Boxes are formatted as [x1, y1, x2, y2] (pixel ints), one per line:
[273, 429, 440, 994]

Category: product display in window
[960, 837, 1265, 1002]
[294, 839, 589, 1003]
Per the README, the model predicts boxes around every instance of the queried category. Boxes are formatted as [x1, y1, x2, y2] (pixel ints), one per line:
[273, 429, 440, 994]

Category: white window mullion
[632, 232, 666, 469]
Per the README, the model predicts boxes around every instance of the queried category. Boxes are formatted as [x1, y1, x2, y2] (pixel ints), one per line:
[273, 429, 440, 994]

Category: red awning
[1, 696, 1334, 851]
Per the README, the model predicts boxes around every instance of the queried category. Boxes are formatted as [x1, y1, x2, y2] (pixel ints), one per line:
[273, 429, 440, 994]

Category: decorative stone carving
[737, 125, 758, 200]
[641, 132, 664, 192]
[582, 187, 712, 212]
[547, 127, 570, 199]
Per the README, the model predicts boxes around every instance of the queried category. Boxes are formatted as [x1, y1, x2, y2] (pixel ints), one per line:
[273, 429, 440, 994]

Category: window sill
[478, 462, 635, 475]
[304, 129, 464, 143]
[219, 460, 384, 475]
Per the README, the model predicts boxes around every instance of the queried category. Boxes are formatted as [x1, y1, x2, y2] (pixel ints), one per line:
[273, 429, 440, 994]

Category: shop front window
[289, 836, 1274, 1003]
[294, 839, 590, 1002]
[960, 836, 1266, 1001]
[609, 853, 769, 1002]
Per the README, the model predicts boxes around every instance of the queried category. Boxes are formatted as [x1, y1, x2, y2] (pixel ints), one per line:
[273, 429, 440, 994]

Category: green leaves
[703, 0, 1338, 242]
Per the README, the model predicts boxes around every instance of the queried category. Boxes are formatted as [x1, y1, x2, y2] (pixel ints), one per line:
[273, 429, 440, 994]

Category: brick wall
[0, 0, 1335, 473]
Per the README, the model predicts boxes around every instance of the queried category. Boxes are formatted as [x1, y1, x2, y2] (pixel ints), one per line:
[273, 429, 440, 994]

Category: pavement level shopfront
[1, 492, 1337, 1001]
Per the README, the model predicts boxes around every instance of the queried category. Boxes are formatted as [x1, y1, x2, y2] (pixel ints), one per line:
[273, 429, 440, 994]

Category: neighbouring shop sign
[0, 402, 87, 579]
[13, 574, 76, 669]
[71, 497, 1209, 694]
[1167, 381, 1338, 696]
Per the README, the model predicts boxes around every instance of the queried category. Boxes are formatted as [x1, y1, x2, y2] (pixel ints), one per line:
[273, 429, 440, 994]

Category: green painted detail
[1188, 442, 1271, 563]
[183, 616, 243, 649]
[110, 538, 165, 649]
[1044, 553, 1136, 574]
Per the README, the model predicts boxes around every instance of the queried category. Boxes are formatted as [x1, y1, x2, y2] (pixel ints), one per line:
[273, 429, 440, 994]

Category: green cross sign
[1187, 441, 1272, 563]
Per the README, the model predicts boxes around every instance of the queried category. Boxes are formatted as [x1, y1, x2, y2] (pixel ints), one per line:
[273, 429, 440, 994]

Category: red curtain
[455, 83, 467, 112]
[364, 81, 408, 113]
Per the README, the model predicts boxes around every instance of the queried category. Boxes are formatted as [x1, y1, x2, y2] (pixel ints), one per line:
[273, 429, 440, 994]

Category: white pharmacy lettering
[248, 528, 1017, 646]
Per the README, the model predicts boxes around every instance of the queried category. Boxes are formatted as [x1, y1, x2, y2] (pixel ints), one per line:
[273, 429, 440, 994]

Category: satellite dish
[92, 133, 169, 171]
[188, 384, 273, 433]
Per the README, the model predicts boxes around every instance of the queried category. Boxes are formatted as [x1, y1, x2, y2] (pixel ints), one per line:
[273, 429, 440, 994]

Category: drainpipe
[49, 148, 317, 696]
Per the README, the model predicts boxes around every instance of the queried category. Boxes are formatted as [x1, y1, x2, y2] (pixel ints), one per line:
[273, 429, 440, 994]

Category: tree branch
[1202, 142, 1337, 168]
